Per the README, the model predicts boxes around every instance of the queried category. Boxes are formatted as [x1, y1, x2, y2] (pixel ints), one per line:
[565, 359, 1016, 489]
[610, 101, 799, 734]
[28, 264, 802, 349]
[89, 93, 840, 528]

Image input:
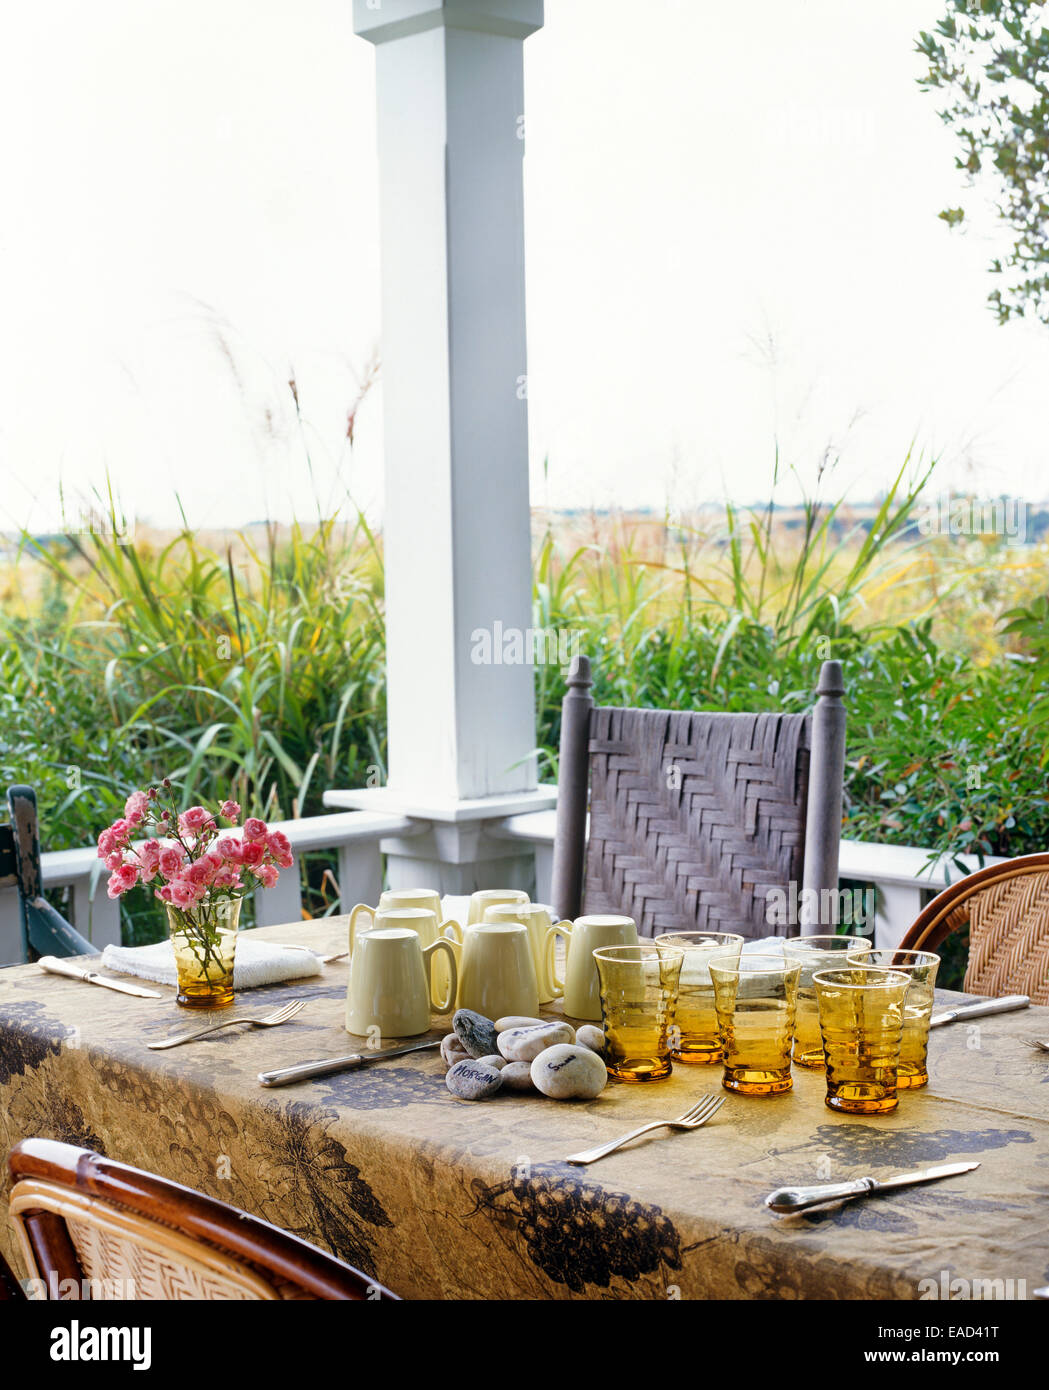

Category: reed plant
[2, 459, 1048, 946]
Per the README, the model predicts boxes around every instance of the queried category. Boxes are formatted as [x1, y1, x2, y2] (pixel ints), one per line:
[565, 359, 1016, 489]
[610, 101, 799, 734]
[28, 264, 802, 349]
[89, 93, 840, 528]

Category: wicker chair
[550, 658, 846, 939]
[7, 1138, 397, 1300]
[2, 786, 94, 962]
[898, 853, 1049, 1005]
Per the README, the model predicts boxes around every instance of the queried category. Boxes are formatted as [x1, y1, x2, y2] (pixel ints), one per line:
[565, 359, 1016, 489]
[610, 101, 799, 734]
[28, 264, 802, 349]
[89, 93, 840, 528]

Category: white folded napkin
[101, 937, 322, 990]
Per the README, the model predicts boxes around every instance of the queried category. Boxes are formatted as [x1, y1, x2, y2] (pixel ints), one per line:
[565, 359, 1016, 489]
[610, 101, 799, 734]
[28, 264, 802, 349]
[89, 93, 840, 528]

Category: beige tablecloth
[1, 918, 1047, 1299]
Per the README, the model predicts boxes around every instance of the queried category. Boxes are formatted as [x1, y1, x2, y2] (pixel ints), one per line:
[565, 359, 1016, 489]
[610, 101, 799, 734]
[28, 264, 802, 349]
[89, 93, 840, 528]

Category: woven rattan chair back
[898, 854, 1049, 1005]
[7, 1138, 397, 1300]
[550, 659, 846, 939]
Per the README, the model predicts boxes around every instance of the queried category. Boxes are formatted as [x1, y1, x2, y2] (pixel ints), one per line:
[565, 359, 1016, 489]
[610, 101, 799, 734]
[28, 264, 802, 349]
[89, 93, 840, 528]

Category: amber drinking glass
[813, 966, 910, 1113]
[709, 954, 801, 1096]
[847, 948, 940, 1088]
[593, 944, 684, 1082]
[653, 931, 744, 1063]
[782, 934, 873, 1068]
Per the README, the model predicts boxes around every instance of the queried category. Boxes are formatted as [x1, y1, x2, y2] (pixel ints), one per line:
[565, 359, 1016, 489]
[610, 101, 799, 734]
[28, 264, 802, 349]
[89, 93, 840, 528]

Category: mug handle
[423, 938, 459, 1016]
[440, 917, 463, 944]
[544, 921, 572, 998]
[347, 903, 375, 956]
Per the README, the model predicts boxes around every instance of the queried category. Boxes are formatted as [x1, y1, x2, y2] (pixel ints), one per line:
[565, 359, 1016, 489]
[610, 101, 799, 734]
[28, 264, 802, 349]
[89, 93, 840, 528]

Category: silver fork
[148, 1000, 306, 1050]
[1022, 1037, 1049, 1053]
[565, 1093, 726, 1165]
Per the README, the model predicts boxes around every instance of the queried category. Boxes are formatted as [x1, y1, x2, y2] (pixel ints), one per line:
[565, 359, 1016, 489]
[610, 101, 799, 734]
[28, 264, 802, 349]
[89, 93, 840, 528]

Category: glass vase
[165, 897, 241, 1009]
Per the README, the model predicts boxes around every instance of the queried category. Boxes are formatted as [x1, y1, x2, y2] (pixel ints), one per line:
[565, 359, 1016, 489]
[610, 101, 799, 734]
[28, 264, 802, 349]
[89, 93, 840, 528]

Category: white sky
[1, 0, 1047, 533]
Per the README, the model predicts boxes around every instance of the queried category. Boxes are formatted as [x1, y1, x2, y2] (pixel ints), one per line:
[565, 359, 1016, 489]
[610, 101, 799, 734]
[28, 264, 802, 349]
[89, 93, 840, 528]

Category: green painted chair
[1, 786, 94, 961]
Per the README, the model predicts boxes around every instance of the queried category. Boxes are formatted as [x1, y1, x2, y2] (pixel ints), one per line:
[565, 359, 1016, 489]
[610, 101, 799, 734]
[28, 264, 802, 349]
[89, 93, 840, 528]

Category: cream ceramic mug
[345, 928, 458, 1038]
[455, 922, 540, 1020]
[483, 902, 569, 1005]
[361, 907, 463, 1009]
[466, 888, 529, 925]
[348, 896, 462, 953]
[349, 888, 448, 943]
[545, 914, 639, 1020]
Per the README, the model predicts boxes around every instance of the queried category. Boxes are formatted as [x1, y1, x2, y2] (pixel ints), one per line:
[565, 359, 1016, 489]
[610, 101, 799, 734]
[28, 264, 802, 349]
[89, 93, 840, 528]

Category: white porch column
[338, 0, 553, 894]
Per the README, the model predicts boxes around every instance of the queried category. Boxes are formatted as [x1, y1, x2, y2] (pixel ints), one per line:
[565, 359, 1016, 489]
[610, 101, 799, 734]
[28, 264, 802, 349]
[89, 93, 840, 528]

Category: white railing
[0, 810, 421, 966]
[2, 794, 1010, 963]
[488, 808, 1007, 950]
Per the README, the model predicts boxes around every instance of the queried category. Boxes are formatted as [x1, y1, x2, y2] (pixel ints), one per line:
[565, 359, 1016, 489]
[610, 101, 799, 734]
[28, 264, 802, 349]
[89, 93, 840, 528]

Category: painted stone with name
[530, 1044, 607, 1100]
[497, 1022, 575, 1063]
[445, 1059, 504, 1101]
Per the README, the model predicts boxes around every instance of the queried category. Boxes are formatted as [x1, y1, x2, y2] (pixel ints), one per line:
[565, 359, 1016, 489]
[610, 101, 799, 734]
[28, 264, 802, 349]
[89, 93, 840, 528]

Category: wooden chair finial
[565, 654, 592, 690]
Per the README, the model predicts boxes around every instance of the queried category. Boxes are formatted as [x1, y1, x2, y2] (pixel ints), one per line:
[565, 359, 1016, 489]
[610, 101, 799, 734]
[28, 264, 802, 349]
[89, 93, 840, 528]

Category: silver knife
[929, 995, 1029, 1028]
[38, 955, 164, 999]
[765, 1161, 980, 1214]
[258, 1038, 441, 1087]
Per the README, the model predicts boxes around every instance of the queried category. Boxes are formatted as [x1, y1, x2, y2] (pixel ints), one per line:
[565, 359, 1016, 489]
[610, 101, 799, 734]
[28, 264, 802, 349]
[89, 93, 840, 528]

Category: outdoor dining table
[1, 917, 1047, 1300]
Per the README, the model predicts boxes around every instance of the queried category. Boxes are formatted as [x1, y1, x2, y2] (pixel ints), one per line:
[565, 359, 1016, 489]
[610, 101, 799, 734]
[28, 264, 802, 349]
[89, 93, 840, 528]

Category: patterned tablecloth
[1, 918, 1047, 1300]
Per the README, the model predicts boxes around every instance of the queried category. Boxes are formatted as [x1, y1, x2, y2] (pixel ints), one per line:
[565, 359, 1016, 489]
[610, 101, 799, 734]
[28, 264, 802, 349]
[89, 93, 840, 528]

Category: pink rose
[214, 867, 243, 890]
[220, 800, 241, 822]
[266, 830, 293, 868]
[98, 819, 131, 859]
[169, 880, 198, 909]
[243, 817, 267, 842]
[239, 840, 266, 868]
[178, 808, 215, 841]
[155, 883, 174, 903]
[158, 846, 186, 879]
[124, 790, 149, 825]
[104, 851, 124, 871]
[256, 863, 279, 889]
[106, 863, 139, 897]
[139, 838, 161, 867]
[136, 840, 162, 882]
[215, 837, 241, 862]
[184, 857, 218, 887]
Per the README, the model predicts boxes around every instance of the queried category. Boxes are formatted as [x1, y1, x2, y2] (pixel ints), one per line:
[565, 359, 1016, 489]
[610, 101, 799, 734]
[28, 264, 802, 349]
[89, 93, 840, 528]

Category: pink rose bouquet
[96, 783, 295, 997]
[97, 784, 292, 909]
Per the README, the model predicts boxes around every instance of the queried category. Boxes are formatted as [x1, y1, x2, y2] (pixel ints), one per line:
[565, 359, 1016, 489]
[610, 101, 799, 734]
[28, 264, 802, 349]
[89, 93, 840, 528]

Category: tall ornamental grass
[2, 458, 1048, 945]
